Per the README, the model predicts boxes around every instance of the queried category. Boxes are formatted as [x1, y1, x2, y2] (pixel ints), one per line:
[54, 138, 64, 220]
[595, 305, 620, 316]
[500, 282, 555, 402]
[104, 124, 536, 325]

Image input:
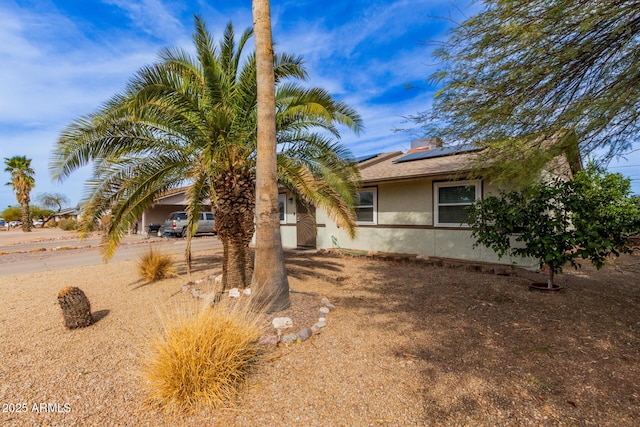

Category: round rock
[280, 333, 298, 344]
[296, 327, 313, 342]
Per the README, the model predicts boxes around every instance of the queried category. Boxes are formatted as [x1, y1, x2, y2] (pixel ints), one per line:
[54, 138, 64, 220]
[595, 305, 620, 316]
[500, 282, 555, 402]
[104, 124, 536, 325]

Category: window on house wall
[278, 194, 286, 223]
[434, 180, 481, 226]
[356, 188, 377, 224]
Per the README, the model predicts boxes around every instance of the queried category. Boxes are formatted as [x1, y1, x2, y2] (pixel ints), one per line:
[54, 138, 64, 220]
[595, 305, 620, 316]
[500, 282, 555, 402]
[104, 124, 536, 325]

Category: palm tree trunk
[251, 0, 290, 313]
[214, 168, 255, 289]
[21, 202, 31, 232]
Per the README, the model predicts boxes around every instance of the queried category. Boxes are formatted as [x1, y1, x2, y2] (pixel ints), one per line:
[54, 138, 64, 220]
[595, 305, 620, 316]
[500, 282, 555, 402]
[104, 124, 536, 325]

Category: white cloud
[101, 0, 185, 41]
[0, 9, 40, 58]
[2, 0, 636, 208]
[0, 2, 177, 207]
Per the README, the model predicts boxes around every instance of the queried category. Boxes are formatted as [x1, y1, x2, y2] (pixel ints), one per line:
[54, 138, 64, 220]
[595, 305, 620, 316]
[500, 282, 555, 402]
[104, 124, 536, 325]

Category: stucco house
[141, 138, 577, 267]
[279, 138, 578, 268]
[54, 206, 82, 222]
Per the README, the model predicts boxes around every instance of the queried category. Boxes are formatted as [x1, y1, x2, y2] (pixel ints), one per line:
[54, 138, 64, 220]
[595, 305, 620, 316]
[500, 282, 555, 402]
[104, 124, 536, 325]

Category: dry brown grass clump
[137, 248, 175, 281]
[142, 301, 266, 413]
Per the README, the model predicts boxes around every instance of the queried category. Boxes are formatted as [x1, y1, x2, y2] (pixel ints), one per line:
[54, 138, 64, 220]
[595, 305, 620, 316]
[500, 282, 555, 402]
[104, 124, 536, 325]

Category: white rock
[272, 317, 293, 329]
[319, 307, 330, 314]
[214, 275, 223, 283]
[200, 292, 216, 303]
[229, 288, 240, 298]
[321, 298, 336, 310]
[243, 288, 252, 295]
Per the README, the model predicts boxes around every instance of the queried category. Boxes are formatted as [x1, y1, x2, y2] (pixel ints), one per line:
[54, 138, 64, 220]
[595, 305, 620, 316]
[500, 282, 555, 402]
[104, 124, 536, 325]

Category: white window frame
[356, 187, 377, 225]
[278, 194, 287, 224]
[434, 180, 481, 227]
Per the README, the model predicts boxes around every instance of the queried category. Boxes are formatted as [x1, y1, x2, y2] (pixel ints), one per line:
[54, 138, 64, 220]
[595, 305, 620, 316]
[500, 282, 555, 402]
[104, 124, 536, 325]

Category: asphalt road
[0, 236, 222, 277]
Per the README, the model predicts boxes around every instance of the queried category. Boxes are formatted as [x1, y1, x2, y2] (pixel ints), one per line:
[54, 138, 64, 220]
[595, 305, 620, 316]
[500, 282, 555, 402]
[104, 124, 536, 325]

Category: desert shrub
[143, 301, 266, 413]
[97, 214, 112, 232]
[58, 218, 78, 230]
[137, 248, 175, 281]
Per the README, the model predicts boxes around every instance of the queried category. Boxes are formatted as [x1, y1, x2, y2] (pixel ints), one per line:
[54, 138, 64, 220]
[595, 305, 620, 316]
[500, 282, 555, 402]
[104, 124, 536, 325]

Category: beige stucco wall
[376, 179, 432, 225]
[309, 177, 536, 268]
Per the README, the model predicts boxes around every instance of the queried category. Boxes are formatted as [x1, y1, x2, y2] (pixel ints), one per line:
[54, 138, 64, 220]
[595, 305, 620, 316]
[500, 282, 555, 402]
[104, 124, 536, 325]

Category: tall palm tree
[4, 156, 35, 232]
[51, 17, 362, 289]
[252, 0, 290, 311]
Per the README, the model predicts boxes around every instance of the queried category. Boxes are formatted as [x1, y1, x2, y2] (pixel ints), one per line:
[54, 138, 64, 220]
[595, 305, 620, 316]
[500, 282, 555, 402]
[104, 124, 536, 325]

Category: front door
[296, 203, 316, 248]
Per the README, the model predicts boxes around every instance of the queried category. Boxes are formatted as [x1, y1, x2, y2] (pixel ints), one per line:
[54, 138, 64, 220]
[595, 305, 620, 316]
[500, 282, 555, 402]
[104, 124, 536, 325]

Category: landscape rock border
[179, 275, 335, 346]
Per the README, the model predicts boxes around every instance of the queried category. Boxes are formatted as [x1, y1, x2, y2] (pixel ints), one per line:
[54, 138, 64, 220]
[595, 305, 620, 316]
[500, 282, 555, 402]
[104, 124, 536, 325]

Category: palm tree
[252, 0, 290, 311]
[51, 17, 362, 289]
[4, 156, 35, 232]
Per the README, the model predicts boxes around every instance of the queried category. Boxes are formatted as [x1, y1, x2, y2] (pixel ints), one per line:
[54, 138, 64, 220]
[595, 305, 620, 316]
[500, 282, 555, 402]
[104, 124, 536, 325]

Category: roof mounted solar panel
[392, 145, 481, 164]
[355, 153, 380, 163]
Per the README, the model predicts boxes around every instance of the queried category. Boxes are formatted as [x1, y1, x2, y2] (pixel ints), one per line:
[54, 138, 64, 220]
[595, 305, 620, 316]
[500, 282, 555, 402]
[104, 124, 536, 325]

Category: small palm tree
[51, 17, 362, 289]
[4, 156, 35, 232]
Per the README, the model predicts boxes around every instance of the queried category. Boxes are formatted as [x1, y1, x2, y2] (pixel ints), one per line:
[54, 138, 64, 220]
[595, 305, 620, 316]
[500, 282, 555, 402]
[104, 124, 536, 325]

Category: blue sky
[1, 0, 638, 209]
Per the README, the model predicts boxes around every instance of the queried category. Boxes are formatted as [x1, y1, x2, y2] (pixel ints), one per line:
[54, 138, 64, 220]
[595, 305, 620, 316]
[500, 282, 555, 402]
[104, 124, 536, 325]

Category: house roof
[359, 148, 479, 183]
[155, 186, 191, 201]
[57, 207, 80, 216]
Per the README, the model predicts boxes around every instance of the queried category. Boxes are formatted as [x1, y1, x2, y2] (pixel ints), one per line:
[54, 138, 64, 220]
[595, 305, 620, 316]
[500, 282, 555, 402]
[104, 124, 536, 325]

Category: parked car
[163, 211, 216, 237]
[0, 219, 5, 229]
[9, 220, 22, 228]
[33, 219, 44, 227]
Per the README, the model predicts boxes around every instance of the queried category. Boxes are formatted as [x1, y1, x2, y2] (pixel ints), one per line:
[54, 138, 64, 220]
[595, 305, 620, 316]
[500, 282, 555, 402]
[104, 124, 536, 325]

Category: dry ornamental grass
[143, 300, 266, 413]
[137, 248, 175, 281]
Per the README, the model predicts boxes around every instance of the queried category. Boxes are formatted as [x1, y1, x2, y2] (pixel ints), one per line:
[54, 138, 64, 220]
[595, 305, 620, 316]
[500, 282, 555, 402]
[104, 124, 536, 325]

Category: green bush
[468, 164, 640, 288]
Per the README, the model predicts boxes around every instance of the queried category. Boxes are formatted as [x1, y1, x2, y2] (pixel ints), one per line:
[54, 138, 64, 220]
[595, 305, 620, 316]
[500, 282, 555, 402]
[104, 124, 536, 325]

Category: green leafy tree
[35, 192, 70, 226]
[467, 165, 640, 288]
[36, 192, 70, 212]
[417, 0, 640, 183]
[4, 155, 35, 232]
[30, 205, 57, 226]
[1, 205, 22, 222]
[51, 17, 362, 289]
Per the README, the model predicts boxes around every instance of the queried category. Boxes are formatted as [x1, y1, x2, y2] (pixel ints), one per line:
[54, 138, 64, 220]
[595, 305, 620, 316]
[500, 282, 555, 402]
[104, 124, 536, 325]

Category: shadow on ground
[92, 309, 110, 323]
[286, 251, 640, 425]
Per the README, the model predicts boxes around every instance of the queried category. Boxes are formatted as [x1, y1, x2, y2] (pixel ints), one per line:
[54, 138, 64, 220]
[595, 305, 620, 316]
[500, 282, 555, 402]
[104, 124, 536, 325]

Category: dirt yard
[0, 237, 638, 426]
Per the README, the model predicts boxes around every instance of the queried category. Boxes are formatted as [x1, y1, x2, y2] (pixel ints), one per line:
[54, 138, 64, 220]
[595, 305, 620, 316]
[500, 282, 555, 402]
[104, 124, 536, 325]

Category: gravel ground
[1, 242, 639, 426]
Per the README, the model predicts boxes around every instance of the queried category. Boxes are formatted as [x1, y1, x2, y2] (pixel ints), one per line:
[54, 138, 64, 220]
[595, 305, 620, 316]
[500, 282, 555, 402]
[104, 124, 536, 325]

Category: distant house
[54, 206, 82, 222]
